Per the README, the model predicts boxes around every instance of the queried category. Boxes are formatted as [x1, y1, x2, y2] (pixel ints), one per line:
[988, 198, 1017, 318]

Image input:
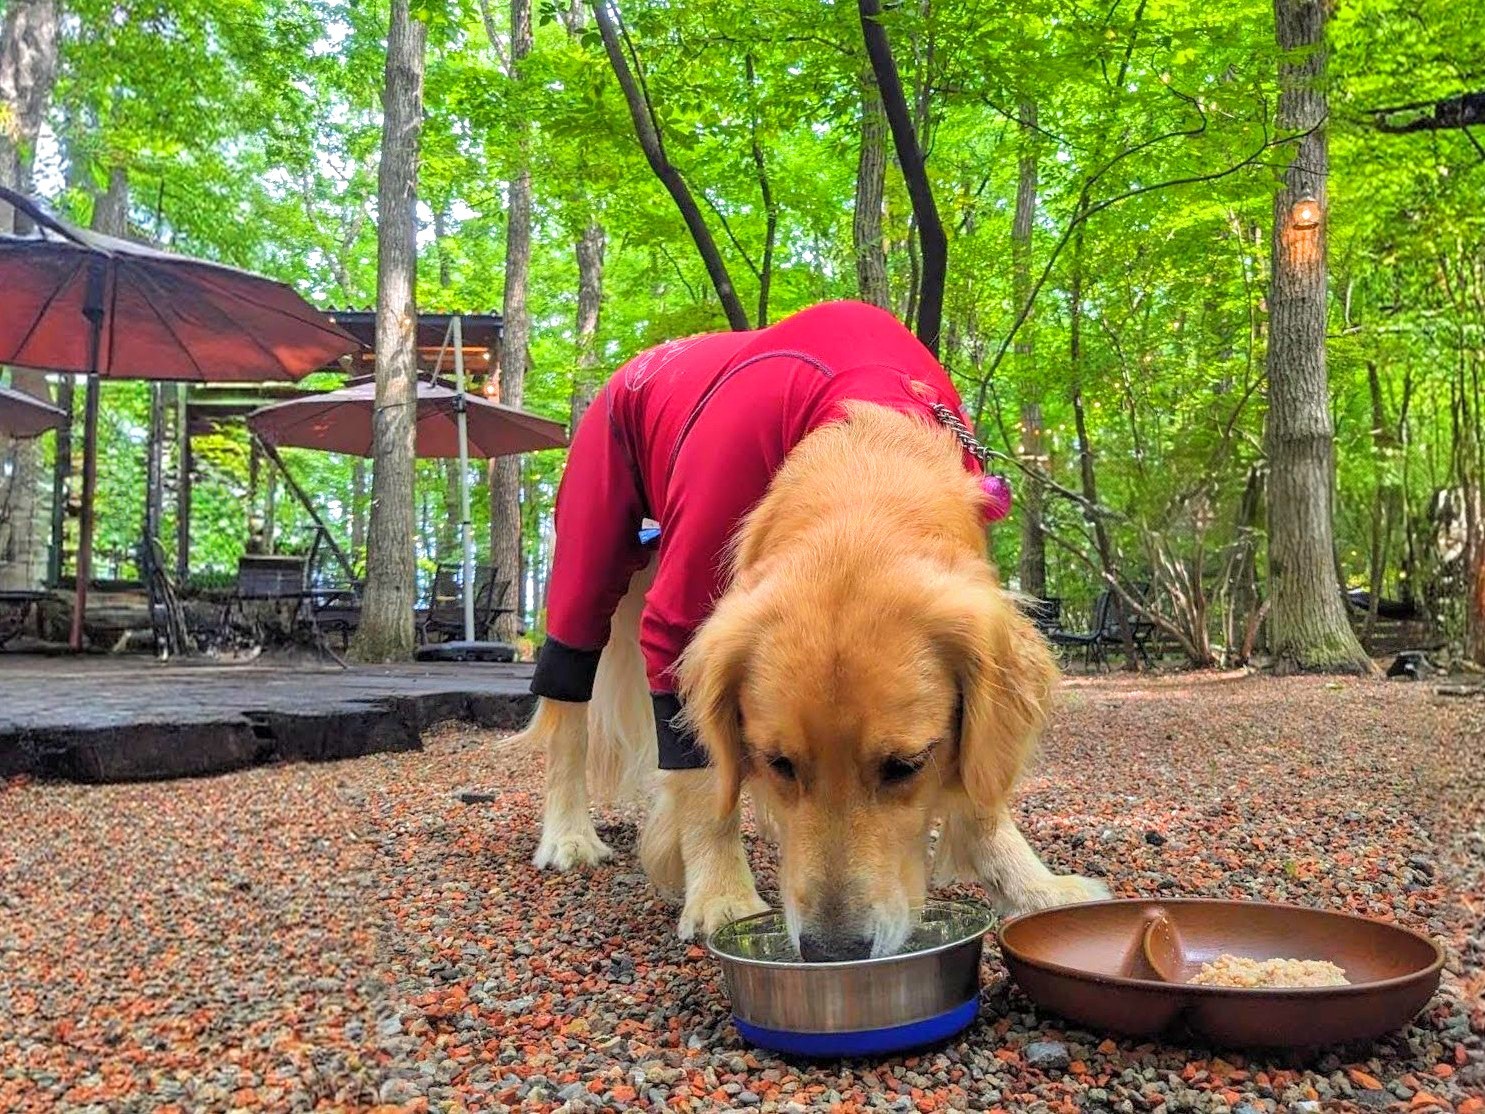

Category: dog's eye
[766, 755, 796, 781]
[880, 756, 924, 785]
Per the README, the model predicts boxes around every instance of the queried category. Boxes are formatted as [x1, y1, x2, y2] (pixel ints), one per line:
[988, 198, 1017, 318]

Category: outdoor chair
[304, 528, 363, 649]
[0, 588, 51, 649]
[417, 563, 511, 644]
[141, 536, 193, 659]
[1343, 587, 1425, 622]
[1018, 596, 1063, 639]
[1051, 588, 1157, 669]
[220, 551, 344, 664]
[312, 592, 363, 650]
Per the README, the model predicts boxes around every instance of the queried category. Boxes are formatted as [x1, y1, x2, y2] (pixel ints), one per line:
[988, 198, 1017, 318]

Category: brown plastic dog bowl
[998, 898, 1444, 1047]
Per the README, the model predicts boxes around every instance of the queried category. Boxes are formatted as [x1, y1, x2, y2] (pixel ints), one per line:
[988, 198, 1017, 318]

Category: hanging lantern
[1291, 193, 1321, 230]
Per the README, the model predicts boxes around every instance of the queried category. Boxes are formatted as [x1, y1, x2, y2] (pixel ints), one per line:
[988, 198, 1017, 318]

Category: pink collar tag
[980, 474, 1012, 522]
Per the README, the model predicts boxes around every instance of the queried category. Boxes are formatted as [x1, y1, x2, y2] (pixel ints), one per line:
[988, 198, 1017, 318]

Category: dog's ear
[675, 589, 761, 816]
[931, 570, 1058, 814]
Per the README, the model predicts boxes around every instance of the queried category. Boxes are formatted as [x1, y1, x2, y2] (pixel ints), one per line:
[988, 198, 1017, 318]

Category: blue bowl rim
[732, 997, 980, 1058]
[706, 897, 994, 970]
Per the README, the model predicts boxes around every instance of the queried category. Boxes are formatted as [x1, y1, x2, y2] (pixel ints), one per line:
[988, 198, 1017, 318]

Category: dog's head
[677, 549, 1056, 961]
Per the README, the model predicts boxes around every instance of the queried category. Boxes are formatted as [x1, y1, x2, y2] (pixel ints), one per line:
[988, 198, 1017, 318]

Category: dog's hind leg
[584, 561, 657, 807]
[530, 698, 614, 870]
[530, 563, 656, 870]
[935, 805, 1109, 915]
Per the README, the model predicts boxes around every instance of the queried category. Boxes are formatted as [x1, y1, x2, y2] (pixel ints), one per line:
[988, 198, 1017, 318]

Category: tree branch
[699, 189, 759, 278]
[746, 53, 777, 327]
[969, 108, 1296, 431]
[589, 0, 750, 329]
[1372, 90, 1485, 132]
[858, 0, 946, 354]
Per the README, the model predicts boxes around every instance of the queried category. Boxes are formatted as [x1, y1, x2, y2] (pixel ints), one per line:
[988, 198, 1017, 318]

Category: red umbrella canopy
[0, 189, 357, 381]
[247, 379, 569, 458]
[0, 383, 66, 437]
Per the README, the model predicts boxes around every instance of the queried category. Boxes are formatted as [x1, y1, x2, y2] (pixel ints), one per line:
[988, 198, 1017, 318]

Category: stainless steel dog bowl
[707, 899, 994, 1057]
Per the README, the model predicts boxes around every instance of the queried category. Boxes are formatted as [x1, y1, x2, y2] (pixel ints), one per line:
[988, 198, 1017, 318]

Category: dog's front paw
[677, 887, 769, 941]
[533, 824, 614, 871]
[1000, 873, 1110, 916]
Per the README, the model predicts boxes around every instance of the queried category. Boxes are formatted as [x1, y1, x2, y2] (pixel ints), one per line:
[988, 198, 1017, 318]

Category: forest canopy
[1, 0, 1482, 668]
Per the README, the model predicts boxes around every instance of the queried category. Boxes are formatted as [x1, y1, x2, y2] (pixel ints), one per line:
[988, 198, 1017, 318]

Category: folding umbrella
[248, 317, 568, 643]
[0, 186, 357, 649]
[0, 383, 66, 438]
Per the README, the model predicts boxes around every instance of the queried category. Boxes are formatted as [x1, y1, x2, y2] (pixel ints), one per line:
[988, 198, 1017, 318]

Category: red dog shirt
[531, 300, 984, 768]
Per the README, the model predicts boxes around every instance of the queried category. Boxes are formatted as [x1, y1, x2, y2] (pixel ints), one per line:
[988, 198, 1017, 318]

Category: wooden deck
[0, 655, 535, 784]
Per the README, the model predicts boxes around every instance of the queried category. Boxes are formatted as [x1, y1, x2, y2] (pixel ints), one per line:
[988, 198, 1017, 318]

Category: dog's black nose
[798, 932, 874, 963]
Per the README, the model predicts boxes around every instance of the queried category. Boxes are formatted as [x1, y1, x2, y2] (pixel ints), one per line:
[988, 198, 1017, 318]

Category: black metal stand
[414, 639, 516, 663]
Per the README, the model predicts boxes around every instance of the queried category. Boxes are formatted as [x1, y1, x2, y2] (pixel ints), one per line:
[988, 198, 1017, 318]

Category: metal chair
[1052, 588, 1156, 669]
[418, 564, 509, 644]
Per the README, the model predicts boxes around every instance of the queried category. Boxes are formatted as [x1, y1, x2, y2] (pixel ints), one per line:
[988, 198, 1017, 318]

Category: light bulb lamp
[1291, 193, 1321, 230]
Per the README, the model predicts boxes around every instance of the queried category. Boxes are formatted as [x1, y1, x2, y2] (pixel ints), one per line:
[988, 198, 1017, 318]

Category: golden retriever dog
[512, 399, 1106, 960]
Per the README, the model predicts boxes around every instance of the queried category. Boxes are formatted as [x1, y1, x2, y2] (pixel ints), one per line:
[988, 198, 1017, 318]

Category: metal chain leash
[929, 402, 994, 467]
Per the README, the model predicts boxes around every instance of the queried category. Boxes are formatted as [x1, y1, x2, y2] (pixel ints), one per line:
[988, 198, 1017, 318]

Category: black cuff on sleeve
[652, 692, 710, 770]
[531, 636, 603, 702]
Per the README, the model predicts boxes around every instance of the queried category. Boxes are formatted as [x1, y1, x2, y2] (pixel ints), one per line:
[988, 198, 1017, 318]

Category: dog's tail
[583, 559, 658, 805]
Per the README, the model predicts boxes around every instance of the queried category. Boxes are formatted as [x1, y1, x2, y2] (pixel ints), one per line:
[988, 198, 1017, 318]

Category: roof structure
[322, 309, 504, 376]
[183, 311, 507, 431]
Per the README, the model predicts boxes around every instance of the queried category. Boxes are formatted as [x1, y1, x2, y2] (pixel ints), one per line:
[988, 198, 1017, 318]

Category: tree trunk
[564, 1, 605, 435]
[1226, 465, 1264, 664]
[0, 0, 58, 224]
[1458, 357, 1485, 665]
[589, 0, 749, 330]
[1363, 359, 1398, 646]
[572, 220, 605, 430]
[144, 383, 166, 545]
[1069, 225, 1135, 667]
[66, 167, 127, 647]
[744, 54, 777, 327]
[351, 0, 426, 662]
[857, 0, 945, 354]
[490, 0, 533, 641]
[0, 0, 60, 590]
[1012, 101, 1046, 597]
[1264, 0, 1371, 674]
[437, 460, 460, 563]
[430, 198, 459, 568]
[853, 63, 890, 310]
[174, 386, 190, 583]
[48, 173, 123, 590]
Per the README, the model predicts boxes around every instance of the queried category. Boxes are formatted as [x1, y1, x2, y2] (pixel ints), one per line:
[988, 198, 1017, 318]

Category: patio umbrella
[0, 186, 358, 649]
[246, 378, 567, 459]
[0, 384, 66, 438]
[248, 317, 568, 643]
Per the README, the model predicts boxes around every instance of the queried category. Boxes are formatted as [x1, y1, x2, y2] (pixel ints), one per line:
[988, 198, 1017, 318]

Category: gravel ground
[1, 672, 1481, 1113]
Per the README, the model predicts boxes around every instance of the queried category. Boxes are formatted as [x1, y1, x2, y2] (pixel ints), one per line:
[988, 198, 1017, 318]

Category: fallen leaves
[0, 673, 1480, 1112]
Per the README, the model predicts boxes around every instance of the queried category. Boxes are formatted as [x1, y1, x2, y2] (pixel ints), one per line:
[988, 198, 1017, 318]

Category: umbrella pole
[454, 315, 475, 643]
[68, 374, 100, 651]
[69, 258, 108, 652]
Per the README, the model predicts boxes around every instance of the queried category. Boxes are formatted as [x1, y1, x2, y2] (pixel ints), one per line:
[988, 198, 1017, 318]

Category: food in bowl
[1188, 954, 1349, 988]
